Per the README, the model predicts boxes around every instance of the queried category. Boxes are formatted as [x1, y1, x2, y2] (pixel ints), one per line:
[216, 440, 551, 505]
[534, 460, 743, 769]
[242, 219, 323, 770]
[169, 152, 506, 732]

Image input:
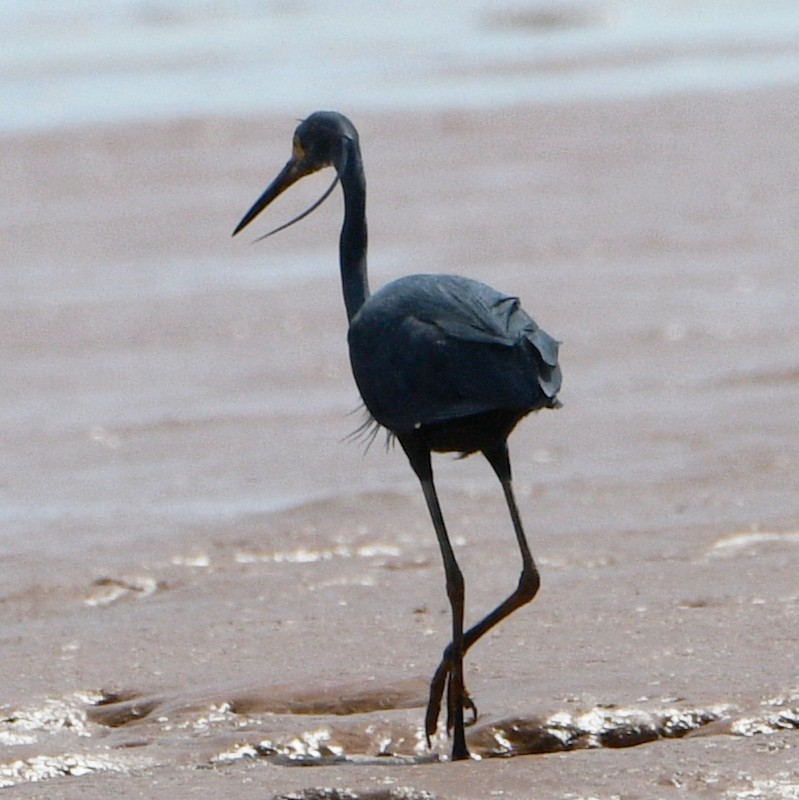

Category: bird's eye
[292, 135, 305, 161]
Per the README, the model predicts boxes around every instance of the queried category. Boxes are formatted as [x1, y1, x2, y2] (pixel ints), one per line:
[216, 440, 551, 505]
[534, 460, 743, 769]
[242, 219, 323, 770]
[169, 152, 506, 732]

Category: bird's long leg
[425, 442, 540, 742]
[399, 436, 470, 761]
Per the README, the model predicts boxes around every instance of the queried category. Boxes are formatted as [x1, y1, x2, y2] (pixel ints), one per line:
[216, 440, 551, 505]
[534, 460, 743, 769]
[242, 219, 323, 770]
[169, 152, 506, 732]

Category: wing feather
[348, 274, 561, 433]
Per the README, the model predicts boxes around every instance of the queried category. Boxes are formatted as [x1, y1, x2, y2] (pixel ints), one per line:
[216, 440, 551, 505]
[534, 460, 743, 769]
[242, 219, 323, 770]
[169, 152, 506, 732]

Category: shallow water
[2, 676, 798, 786]
[4, 0, 799, 131]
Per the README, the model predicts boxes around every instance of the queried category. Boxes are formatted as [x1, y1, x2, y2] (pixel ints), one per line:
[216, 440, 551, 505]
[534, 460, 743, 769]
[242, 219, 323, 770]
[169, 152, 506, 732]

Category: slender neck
[338, 141, 369, 323]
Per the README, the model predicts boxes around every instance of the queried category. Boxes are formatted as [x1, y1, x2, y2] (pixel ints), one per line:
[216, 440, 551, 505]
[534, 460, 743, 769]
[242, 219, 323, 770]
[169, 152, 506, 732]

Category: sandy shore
[1, 87, 798, 798]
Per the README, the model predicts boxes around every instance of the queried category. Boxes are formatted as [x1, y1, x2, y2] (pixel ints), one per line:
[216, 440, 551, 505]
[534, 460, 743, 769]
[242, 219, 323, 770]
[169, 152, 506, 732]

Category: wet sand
[2, 87, 798, 797]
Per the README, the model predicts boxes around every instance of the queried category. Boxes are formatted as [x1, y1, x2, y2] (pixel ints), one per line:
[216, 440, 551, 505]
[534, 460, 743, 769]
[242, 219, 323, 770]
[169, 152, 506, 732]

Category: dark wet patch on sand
[84, 576, 163, 607]
[88, 679, 429, 727]
[270, 789, 438, 800]
[469, 702, 799, 756]
[2, 684, 798, 789]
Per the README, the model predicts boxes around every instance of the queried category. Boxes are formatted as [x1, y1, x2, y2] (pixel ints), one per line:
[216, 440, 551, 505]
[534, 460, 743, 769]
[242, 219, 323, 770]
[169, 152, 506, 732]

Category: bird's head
[232, 111, 357, 239]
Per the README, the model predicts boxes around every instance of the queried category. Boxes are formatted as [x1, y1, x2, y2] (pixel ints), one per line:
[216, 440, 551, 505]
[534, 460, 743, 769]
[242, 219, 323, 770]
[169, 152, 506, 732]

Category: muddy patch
[3, 685, 797, 789]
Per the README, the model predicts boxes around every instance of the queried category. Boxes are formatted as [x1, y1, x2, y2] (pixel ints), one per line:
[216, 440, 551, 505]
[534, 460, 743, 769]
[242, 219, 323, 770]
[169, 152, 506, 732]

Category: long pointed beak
[232, 158, 304, 237]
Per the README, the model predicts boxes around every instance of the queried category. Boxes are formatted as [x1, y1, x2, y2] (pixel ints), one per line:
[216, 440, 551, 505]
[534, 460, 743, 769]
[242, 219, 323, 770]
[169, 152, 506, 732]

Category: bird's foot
[424, 667, 447, 745]
[425, 664, 478, 746]
[446, 678, 478, 735]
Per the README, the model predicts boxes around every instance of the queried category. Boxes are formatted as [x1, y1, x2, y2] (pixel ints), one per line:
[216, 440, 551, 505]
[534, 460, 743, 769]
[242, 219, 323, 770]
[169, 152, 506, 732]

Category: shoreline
[2, 85, 798, 797]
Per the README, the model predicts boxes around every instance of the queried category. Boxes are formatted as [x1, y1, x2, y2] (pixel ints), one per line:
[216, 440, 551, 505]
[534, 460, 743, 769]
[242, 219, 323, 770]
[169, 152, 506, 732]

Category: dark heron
[233, 111, 561, 761]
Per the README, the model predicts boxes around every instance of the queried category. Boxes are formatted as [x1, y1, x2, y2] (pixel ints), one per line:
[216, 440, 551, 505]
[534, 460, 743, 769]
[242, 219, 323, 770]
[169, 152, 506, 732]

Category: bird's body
[233, 111, 561, 761]
[349, 273, 560, 447]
